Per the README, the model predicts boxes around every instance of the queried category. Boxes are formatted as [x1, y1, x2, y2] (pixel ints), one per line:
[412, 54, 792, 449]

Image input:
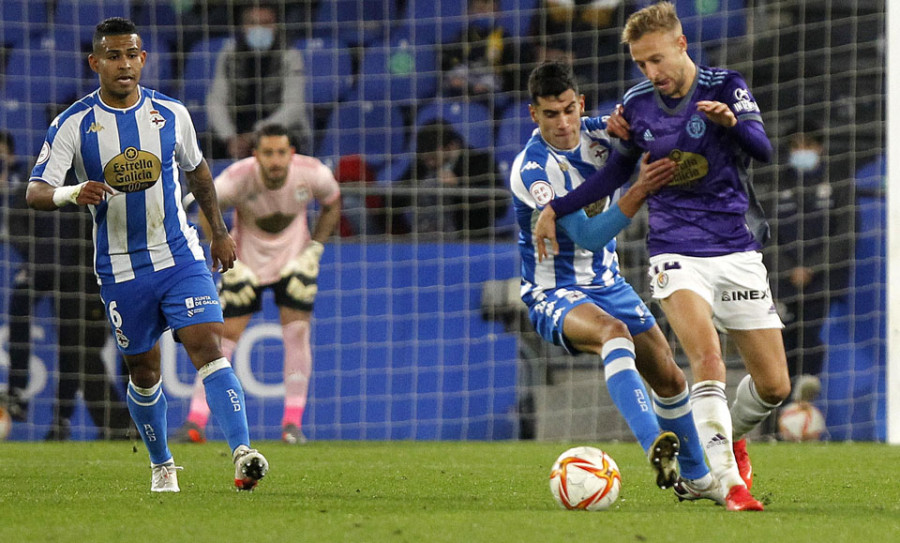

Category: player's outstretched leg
[653, 388, 722, 502]
[199, 357, 270, 489]
[233, 445, 269, 491]
[175, 338, 239, 443]
[691, 380, 763, 511]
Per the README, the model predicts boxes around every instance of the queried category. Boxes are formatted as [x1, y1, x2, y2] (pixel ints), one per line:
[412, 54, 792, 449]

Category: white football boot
[150, 460, 183, 493]
[673, 476, 727, 505]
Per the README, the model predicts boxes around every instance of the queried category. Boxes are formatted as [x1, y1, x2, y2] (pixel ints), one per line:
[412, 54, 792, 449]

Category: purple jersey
[616, 66, 771, 257]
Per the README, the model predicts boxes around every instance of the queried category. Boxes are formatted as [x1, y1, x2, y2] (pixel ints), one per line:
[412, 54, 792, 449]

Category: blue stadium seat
[396, 0, 467, 45]
[312, 0, 399, 47]
[140, 35, 176, 96]
[1, 0, 48, 47]
[54, 0, 131, 48]
[634, 0, 746, 46]
[415, 100, 494, 151]
[316, 90, 408, 169]
[494, 101, 536, 181]
[295, 37, 354, 106]
[179, 37, 230, 134]
[357, 38, 438, 105]
[498, 0, 540, 39]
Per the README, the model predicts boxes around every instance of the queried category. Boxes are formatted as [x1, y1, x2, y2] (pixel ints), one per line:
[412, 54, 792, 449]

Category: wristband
[51, 183, 85, 207]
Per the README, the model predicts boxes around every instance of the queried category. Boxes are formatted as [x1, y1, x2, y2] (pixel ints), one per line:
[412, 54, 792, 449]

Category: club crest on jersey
[115, 328, 130, 349]
[103, 146, 162, 192]
[148, 110, 166, 130]
[686, 114, 706, 139]
[36, 142, 51, 165]
[667, 149, 709, 188]
[530, 180, 554, 206]
[656, 272, 669, 288]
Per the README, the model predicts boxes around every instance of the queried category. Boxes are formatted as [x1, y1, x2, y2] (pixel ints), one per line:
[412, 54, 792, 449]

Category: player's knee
[595, 317, 630, 344]
[756, 377, 791, 406]
[128, 365, 160, 388]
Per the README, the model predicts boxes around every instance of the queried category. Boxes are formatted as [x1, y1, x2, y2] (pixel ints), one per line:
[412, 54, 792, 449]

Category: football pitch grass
[1, 440, 898, 542]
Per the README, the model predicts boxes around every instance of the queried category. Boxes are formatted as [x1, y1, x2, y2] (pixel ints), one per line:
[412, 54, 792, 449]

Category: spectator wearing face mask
[207, 3, 312, 159]
[773, 120, 856, 384]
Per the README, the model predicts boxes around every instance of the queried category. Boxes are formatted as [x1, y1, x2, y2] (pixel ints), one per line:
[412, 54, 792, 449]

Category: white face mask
[245, 26, 275, 51]
[789, 149, 820, 172]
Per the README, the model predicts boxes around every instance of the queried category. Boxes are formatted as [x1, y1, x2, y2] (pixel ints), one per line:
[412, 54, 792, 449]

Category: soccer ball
[0, 407, 11, 440]
[778, 401, 826, 441]
[549, 446, 622, 511]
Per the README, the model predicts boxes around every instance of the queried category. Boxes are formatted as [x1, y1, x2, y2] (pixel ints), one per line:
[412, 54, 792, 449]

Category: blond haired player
[177, 123, 341, 444]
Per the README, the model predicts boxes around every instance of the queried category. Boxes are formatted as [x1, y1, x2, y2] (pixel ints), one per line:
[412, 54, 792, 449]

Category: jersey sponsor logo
[686, 114, 706, 139]
[184, 295, 219, 317]
[732, 87, 759, 113]
[667, 149, 709, 188]
[36, 142, 51, 165]
[103, 146, 162, 192]
[521, 160, 543, 172]
[148, 110, 166, 130]
[294, 187, 310, 203]
[721, 289, 770, 302]
[87, 122, 105, 134]
[530, 180, 554, 206]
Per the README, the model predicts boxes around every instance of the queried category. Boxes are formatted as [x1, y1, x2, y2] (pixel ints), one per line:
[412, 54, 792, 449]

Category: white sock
[730, 374, 781, 440]
[690, 380, 745, 491]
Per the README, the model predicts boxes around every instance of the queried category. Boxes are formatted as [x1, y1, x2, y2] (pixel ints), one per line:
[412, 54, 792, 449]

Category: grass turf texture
[1, 440, 898, 542]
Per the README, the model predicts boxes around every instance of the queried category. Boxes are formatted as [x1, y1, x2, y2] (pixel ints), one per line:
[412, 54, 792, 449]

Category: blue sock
[654, 387, 711, 480]
[602, 338, 659, 452]
[127, 379, 172, 465]
[201, 358, 251, 453]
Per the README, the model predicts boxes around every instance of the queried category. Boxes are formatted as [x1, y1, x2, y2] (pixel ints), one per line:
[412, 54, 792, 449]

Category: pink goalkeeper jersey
[215, 154, 340, 285]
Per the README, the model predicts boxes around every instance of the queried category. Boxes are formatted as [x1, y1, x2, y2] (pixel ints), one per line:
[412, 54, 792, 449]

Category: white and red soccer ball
[549, 446, 622, 511]
[778, 401, 826, 441]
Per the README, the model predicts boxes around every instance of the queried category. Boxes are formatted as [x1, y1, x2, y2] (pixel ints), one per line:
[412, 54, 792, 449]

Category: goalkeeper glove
[280, 240, 324, 280]
[219, 259, 259, 310]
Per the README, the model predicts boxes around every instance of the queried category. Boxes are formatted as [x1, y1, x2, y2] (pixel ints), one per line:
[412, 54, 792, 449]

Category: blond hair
[621, 1, 682, 44]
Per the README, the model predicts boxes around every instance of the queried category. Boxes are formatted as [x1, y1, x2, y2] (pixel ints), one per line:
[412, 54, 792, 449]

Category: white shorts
[647, 251, 784, 331]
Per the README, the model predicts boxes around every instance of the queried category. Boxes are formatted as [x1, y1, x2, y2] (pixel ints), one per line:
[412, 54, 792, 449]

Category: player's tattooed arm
[186, 159, 237, 272]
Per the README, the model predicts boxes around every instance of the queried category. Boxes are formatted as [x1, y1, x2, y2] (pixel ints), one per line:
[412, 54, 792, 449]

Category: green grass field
[1, 440, 897, 542]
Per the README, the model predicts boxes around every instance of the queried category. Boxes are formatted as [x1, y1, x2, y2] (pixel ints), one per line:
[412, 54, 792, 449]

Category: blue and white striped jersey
[509, 117, 621, 303]
[30, 87, 206, 285]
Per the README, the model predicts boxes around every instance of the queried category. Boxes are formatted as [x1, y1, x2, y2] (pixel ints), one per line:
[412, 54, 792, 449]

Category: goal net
[0, 0, 888, 443]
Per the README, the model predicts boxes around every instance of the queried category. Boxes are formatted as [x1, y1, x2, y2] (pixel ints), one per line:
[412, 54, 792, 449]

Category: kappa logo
[643, 128, 654, 141]
[87, 122, 104, 134]
[521, 161, 543, 172]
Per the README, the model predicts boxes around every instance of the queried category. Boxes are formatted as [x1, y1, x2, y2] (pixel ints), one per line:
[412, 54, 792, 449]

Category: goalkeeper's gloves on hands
[280, 240, 324, 280]
[219, 259, 259, 310]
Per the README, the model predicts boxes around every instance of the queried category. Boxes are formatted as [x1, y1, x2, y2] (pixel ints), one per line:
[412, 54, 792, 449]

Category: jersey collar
[95, 86, 147, 114]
